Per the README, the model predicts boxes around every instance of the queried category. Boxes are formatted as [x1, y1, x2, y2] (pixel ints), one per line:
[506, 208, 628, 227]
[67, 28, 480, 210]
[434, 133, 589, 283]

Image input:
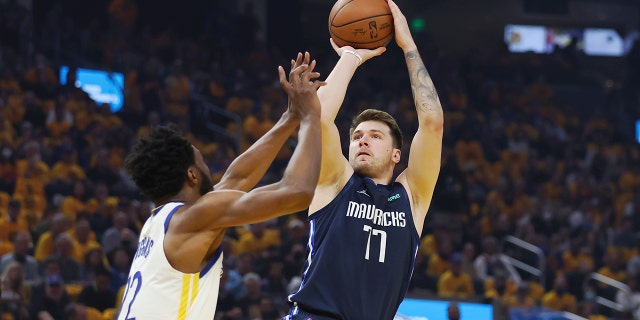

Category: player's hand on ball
[330, 38, 386, 66]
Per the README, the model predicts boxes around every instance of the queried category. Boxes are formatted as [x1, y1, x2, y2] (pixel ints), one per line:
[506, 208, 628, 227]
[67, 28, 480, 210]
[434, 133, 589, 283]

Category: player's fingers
[312, 80, 327, 89]
[290, 64, 309, 86]
[306, 59, 317, 74]
[303, 51, 311, 66]
[278, 66, 293, 93]
[294, 52, 304, 68]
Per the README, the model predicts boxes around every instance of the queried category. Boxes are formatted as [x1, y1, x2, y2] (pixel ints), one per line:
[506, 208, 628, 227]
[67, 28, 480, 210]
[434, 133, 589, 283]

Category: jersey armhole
[163, 204, 185, 234]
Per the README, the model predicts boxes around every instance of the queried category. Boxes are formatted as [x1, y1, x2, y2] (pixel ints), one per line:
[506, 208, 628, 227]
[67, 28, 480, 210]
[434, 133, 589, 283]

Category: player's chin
[353, 163, 375, 177]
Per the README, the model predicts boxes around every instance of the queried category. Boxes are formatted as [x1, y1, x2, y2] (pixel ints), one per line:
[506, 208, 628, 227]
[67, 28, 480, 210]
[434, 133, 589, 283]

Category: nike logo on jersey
[357, 189, 370, 197]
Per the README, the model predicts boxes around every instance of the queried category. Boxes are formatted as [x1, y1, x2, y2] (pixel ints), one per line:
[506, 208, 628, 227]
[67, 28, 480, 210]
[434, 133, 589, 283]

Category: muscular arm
[390, 0, 443, 234]
[310, 41, 385, 213]
[214, 112, 299, 192]
[189, 60, 324, 227]
[315, 54, 357, 188]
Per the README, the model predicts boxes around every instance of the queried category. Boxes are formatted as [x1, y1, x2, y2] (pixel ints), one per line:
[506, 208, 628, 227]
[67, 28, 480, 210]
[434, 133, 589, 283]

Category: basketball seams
[329, 14, 393, 28]
[329, 29, 393, 46]
[329, 0, 355, 26]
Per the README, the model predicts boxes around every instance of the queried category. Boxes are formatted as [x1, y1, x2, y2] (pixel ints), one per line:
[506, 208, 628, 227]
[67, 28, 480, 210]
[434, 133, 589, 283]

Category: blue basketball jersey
[287, 174, 420, 320]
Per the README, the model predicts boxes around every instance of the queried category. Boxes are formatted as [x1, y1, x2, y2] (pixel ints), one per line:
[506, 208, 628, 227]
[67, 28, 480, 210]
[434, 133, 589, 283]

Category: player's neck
[155, 189, 196, 207]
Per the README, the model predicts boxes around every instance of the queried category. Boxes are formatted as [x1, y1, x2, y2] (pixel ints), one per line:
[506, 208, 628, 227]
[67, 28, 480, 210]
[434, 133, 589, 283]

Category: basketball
[328, 0, 394, 49]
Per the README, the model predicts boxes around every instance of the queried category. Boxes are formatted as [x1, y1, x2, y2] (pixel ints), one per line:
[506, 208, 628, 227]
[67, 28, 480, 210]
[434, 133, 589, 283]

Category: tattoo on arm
[406, 50, 441, 113]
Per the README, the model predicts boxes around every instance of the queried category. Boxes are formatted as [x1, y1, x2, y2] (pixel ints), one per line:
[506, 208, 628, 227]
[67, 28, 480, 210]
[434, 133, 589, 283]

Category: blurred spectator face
[13, 231, 30, 257]
[113, 249, 130, 270]
[447, 303, 460, 320]
[45, 275, 65, 301]
[73, 181, 86, 199]
[482, 237, 497, 255]
[244, 275, 261, 297]
[75, 219, 91, 243]
[95, 272, 110, 291]
[554, 276, 568, 295]
[268, 261, 283, 278]
[259, 297, 277, 316]
[113, 211, 128, 229]
[43, 260, 61, 277]
[6, 263, 23, 283]
[7, 200, 21, 221]
[237, 254, 254, 275]
[69, 305, 88, 320]
[86, 249, 102, 268]
[50, 214, 68, 235]
[55, 235, 74, 257]
[463, 242, 475, 260]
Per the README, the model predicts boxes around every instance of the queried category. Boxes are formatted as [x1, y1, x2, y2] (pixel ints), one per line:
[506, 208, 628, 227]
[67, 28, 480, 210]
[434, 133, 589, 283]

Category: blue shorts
[282, 305, 340, 320]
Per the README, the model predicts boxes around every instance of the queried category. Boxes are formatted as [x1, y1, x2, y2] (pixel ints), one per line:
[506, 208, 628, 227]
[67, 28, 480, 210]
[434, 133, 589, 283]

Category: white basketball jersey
[118, 202, 223, 320]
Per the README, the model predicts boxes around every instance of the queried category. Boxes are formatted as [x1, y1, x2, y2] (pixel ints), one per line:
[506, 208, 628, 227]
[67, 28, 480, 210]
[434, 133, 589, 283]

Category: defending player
[118, 53, 324, 320]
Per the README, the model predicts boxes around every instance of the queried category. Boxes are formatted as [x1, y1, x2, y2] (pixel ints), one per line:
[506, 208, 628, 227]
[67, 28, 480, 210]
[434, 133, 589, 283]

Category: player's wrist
[342, 49, 362, 67]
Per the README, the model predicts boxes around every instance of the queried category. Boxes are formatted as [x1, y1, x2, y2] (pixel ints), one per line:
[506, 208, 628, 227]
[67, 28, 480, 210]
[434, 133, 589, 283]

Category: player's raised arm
[215, 52, 313, 192]
[310, 40, 386, 211]
[390, 0, 444, 230]
[193, 57, 325, 227]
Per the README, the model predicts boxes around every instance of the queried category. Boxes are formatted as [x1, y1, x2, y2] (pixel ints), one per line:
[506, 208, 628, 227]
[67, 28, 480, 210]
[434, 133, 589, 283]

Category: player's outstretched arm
[312, 39, 386, 195]
[192, 57, 325, 228]
[390, 0, 443, 230]
[215, 52, 312, 193]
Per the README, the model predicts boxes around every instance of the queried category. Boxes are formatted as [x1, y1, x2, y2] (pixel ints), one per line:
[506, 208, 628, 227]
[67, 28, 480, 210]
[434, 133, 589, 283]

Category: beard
[351, 157, 386, 178]
[198, 167, 214, 196]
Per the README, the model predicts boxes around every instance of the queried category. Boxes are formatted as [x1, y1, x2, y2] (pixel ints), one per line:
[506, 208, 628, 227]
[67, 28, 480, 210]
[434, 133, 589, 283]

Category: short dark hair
[124, 124, 194, 202]
[349, 109, 403, 150]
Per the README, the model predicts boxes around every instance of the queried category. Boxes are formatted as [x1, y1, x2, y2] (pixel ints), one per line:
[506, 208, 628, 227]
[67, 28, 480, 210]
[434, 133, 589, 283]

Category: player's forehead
[353, 120, 390, 134]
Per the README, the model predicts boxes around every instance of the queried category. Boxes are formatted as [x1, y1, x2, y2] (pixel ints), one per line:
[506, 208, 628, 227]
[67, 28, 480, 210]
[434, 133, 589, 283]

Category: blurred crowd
[1, 0, 640, 319]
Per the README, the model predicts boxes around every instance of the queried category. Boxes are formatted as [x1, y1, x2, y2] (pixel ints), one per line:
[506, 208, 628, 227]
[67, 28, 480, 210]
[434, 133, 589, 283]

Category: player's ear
[392, 149, 401, 164]
[186, 166, 198, 185]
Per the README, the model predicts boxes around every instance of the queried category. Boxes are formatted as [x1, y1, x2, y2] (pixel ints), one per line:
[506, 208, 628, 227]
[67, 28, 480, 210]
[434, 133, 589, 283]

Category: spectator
[232, 221, 281, 258]
[237, 272, 263, 317]
[542, 274, 577, 313]
[0, 231, 39, 285]
[503, 282, 536, 308]
[0, 199, 28, 242]
[616, 274, 640, 319]
[29, 274, 71, 320]
[43, 233, 83, 283]
[473, 236, 521, 284]
[33, 213, 68, 262]
[77, 267, 115, 312]
[438, 252, 475, 298]
[80, 248, 108, 283]
[63, 302, 88, 320]
[107, 247, 129, 292]
[447, 302, 460, 320]
[70, 217, 100, 263]
[100, 211, 137, 256]
[0, 261, 30, 319]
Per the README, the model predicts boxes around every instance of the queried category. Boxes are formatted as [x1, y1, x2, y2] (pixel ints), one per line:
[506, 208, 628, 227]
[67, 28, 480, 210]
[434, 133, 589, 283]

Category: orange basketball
[328, 0, 394, 49]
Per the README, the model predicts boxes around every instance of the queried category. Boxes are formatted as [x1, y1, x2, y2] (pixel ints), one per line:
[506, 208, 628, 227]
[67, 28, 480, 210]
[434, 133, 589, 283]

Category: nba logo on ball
[329, 0, 394, 49]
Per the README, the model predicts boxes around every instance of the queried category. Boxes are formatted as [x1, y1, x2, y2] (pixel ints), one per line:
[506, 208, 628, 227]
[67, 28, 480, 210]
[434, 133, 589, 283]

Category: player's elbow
[421, 113, 444, 132]
[284, 186, 315, 211]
